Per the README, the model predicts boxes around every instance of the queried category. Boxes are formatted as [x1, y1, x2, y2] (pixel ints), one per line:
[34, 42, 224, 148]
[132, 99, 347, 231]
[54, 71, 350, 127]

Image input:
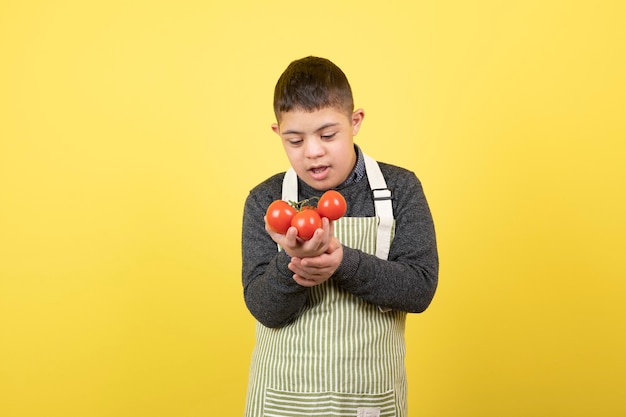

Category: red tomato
[291, 209, 322, 240]
[316, 190, 347, 221]
[266, 200, 297, 234]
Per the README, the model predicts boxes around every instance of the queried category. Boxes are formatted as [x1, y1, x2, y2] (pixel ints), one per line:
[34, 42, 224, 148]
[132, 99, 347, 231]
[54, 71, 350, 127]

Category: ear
[351, 108, 365, 135]
[271, 123, 280, 135]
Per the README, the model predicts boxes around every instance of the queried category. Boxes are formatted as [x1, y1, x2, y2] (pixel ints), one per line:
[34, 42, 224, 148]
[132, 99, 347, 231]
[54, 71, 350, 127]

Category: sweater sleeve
[332, 168, 439, 313]
[241, 177, 309, 328]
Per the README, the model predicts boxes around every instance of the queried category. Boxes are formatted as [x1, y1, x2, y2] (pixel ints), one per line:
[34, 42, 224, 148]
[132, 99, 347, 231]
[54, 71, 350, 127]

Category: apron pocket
[263, 388, 396, 417]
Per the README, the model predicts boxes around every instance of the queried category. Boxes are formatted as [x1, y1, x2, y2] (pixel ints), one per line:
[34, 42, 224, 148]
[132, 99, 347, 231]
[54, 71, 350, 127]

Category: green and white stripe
[245, 216, 405, 417]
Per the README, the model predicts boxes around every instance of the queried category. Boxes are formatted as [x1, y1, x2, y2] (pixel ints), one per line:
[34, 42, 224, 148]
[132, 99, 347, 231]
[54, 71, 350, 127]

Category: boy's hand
[265, 216, 343, 286]
[288, 237, 343, 287]
[265, 216, 334, 259]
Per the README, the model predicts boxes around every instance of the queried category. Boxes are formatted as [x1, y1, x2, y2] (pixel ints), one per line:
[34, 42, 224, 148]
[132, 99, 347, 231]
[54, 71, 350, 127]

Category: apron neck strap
[363, 154, 394, 260]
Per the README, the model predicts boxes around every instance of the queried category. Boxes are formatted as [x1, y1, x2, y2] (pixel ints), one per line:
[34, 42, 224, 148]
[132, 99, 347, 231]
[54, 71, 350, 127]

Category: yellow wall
[1, 1, 624, 416]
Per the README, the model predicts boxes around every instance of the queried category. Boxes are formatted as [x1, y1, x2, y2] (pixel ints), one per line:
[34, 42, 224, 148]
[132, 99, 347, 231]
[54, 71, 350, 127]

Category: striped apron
[245, 155, 406, 417]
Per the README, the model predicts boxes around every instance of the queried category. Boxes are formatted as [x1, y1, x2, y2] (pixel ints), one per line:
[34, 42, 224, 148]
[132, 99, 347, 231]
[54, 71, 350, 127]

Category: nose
[304, 137, 325, 159]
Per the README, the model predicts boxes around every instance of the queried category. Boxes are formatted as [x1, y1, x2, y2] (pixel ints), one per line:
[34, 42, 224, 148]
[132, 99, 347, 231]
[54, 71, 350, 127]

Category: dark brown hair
[273, 56, 354, 120]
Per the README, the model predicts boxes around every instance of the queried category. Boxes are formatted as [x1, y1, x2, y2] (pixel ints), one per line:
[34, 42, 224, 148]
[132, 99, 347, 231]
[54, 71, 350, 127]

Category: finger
[289, 259, 322, 277]
[292, 267, 331, 285]
[288, 259, 310, 278]
[282, 227, 300, 248]
[289, 264, 322, 280]
[291, 256, 324, 272]
[322, 216, 331, 233]
[293, 275, 317, 287]
[302, 228, 328, 254]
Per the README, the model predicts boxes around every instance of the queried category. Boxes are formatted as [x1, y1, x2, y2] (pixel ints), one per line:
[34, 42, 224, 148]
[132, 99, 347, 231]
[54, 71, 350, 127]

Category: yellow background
[1, 1, 624, 416]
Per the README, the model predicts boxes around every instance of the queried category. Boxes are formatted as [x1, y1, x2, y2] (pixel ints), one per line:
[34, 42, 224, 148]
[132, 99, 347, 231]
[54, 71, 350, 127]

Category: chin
[314, 180, 340, 191]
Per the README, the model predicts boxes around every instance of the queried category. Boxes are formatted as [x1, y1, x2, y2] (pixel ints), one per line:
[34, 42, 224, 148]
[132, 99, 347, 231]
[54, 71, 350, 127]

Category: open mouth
[309, 166, 329, 179]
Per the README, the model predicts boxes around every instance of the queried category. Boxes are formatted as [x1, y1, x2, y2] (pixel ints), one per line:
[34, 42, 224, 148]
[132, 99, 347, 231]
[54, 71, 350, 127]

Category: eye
[320, 132, 336, 140]
[286, 138, 303, 146]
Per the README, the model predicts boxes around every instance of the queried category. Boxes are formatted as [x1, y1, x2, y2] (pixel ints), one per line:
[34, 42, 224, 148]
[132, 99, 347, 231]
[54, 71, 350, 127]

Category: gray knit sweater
[241, 158, 438, 328]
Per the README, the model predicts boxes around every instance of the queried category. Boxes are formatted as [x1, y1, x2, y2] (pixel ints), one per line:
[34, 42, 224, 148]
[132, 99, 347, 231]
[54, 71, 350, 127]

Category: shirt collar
[337, 144, 366, 188]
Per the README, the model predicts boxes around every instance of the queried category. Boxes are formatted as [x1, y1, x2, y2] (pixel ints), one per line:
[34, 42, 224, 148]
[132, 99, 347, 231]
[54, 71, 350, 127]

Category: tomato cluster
[265, 190, 347, 240]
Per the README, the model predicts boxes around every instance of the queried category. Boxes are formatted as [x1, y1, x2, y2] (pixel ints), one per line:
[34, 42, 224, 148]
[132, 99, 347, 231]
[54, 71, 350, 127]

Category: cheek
[283, 148, 303, 166]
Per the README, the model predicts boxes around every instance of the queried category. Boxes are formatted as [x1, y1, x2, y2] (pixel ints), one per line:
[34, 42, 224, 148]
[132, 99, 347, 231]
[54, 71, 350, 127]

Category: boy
[241, 56, 438, 417]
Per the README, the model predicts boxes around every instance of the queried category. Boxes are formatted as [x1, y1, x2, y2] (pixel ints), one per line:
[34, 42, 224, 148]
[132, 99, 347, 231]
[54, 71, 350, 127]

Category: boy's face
[272, 107, 364, 191]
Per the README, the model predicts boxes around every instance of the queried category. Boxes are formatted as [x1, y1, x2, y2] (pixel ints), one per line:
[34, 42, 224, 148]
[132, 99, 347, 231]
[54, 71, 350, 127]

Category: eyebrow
[281, 122, 340, 136]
